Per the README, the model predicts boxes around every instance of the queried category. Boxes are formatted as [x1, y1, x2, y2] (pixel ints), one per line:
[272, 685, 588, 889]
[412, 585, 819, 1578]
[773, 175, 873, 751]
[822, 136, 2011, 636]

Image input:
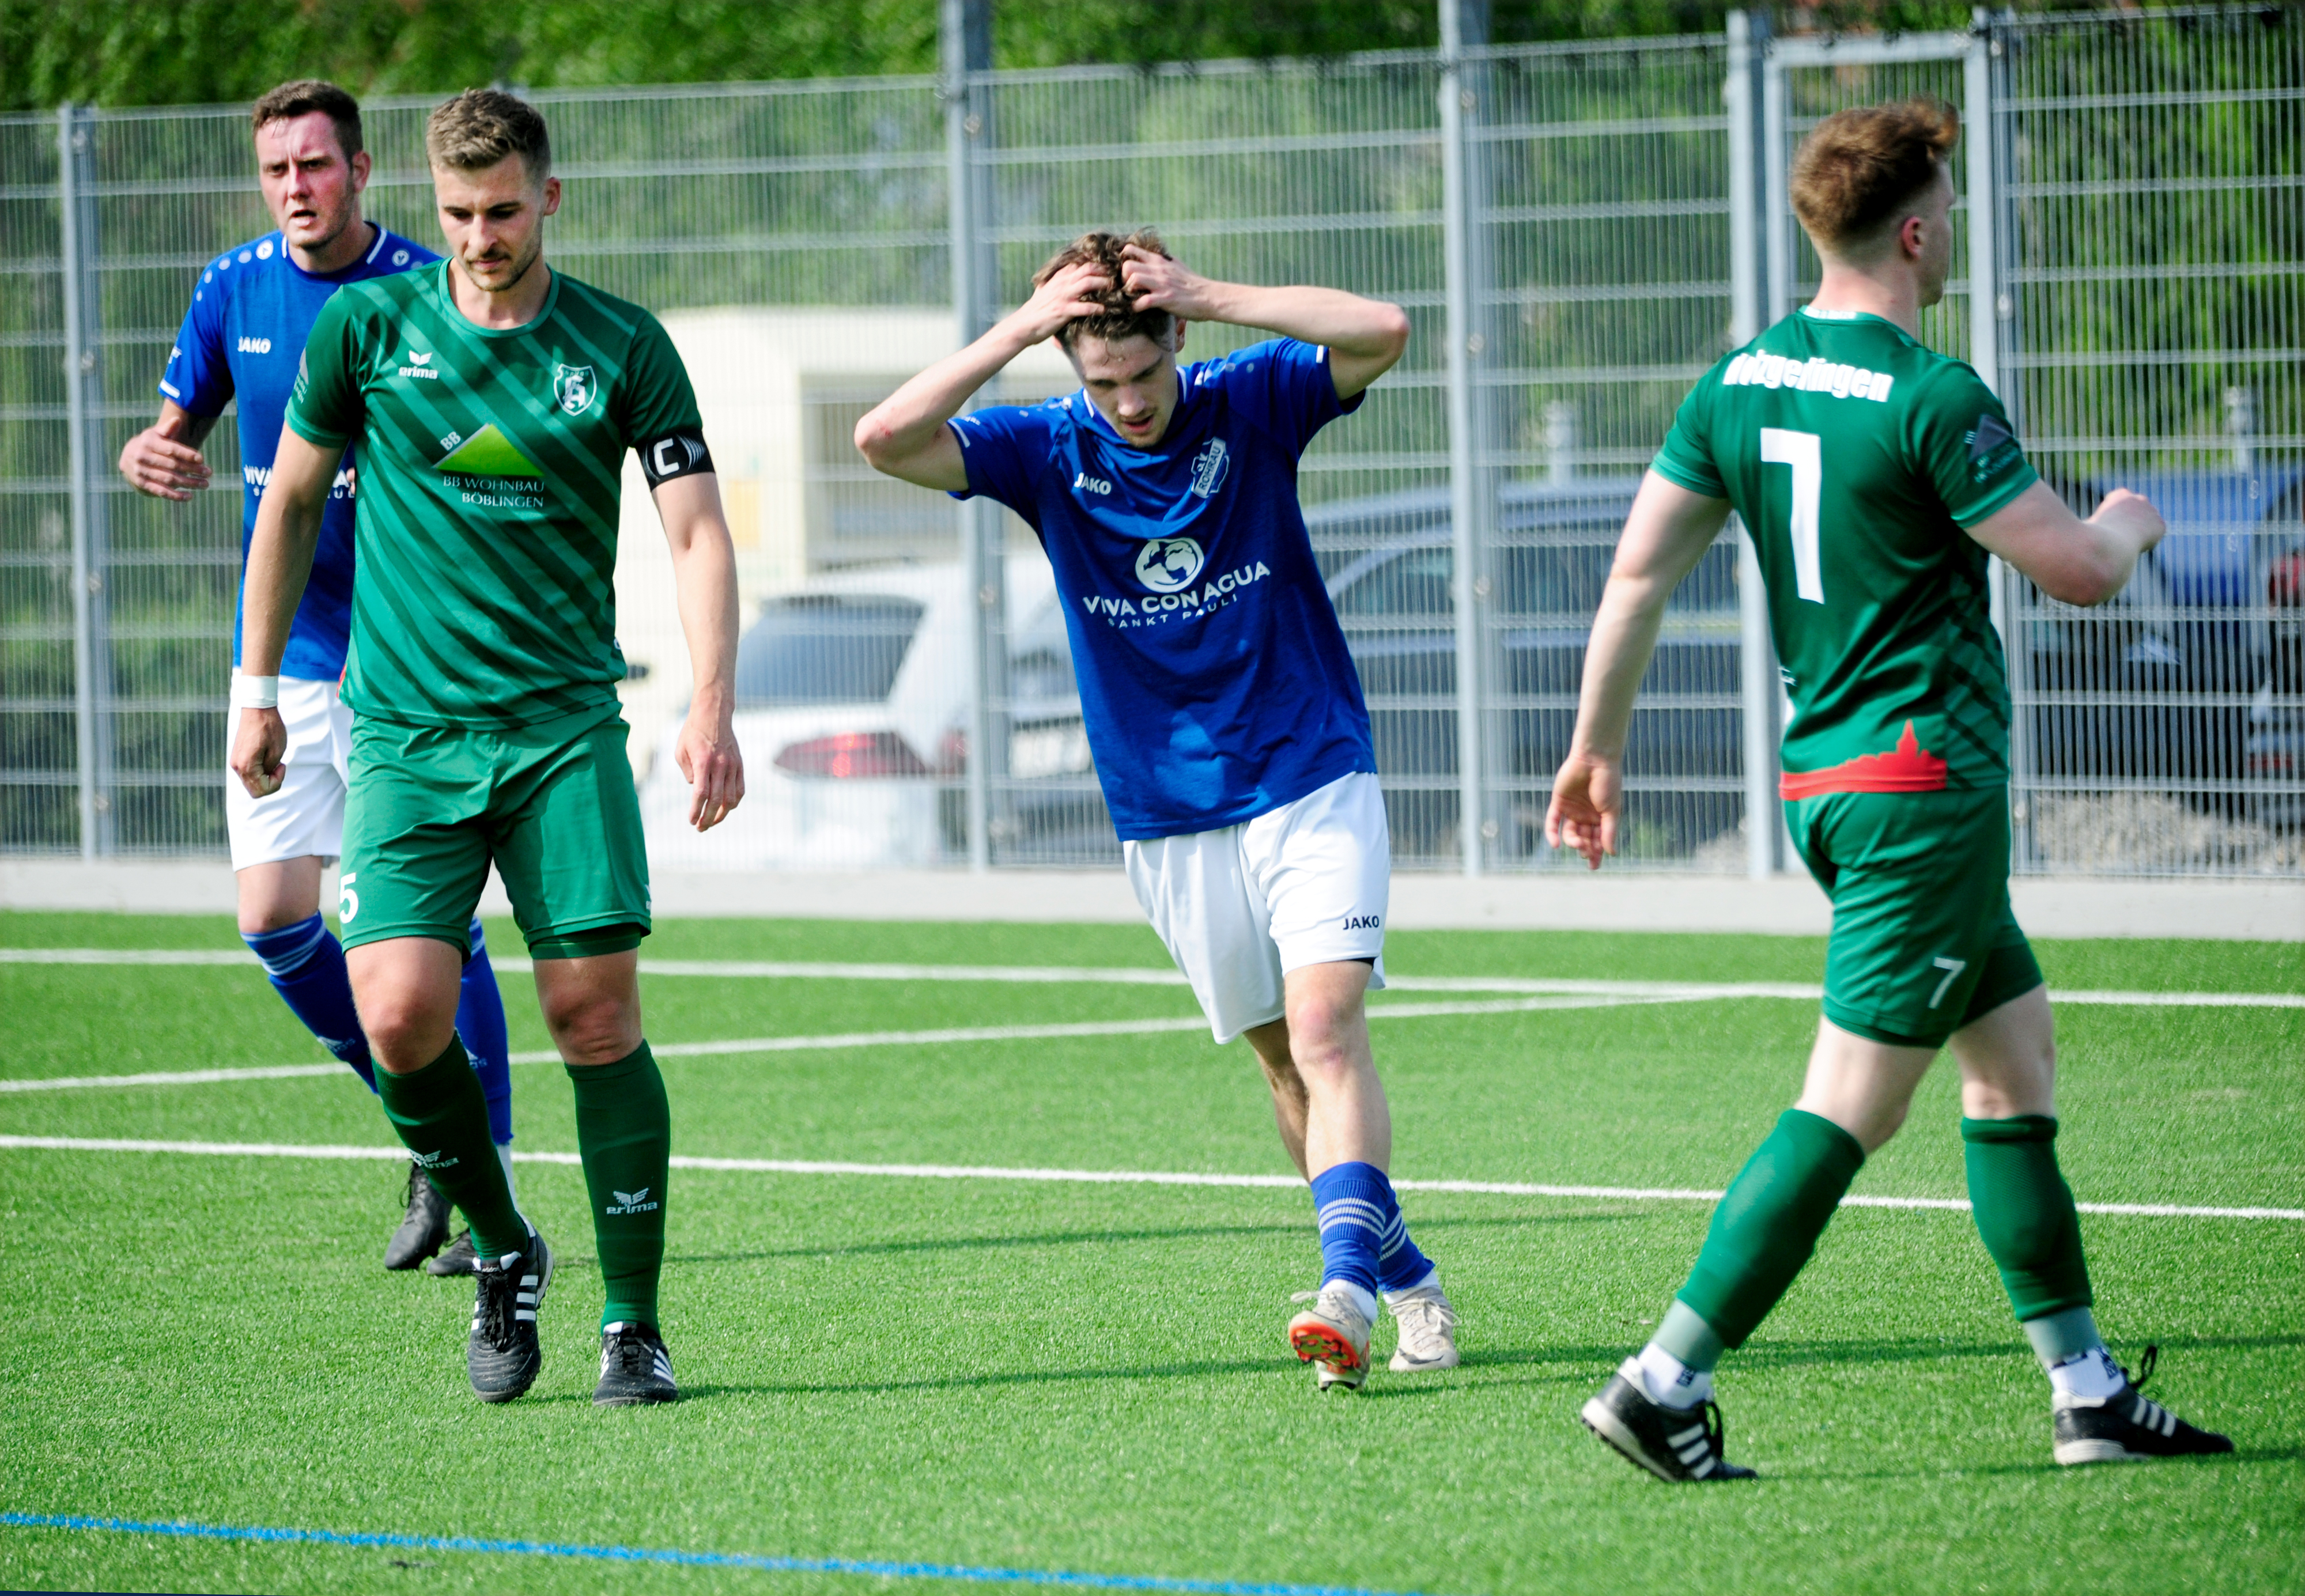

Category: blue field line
[0, 1512, 1451, 1595]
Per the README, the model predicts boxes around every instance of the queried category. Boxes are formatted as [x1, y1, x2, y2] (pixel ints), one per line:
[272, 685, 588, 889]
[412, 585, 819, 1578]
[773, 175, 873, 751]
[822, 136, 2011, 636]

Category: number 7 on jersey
[1760, 428, 1824, 604]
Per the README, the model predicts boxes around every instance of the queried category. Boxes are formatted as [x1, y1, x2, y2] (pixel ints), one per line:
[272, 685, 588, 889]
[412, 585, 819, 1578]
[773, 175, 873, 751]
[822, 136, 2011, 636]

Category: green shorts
[1786, 785, 2044, 1049]
[339, 706, 650, 960]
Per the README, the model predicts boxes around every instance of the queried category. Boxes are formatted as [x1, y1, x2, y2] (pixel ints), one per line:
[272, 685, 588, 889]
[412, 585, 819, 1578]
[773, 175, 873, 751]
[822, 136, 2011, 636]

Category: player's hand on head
[228, 707, 288, 800]
[1119, 245, 1207, 319]
[675, 707, 745, 833]
[118, 426, 211, 501]
[1014, 259, 1112, 344]
[1545, 751, 1622, 871]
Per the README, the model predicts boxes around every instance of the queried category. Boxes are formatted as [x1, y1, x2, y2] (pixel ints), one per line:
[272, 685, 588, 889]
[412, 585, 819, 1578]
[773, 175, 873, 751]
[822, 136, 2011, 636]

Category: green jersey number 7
[1760, 427, 1824, 604]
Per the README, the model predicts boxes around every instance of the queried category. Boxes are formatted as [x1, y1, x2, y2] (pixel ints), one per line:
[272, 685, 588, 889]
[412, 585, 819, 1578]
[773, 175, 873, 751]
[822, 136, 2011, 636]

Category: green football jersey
[1652, 308, 2037, 794]
[286, 260, 704, 728]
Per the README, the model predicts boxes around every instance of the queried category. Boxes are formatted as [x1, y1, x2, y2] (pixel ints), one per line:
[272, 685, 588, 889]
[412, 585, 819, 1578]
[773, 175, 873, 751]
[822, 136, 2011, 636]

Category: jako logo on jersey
[399, 349, 440, 380]
[1342, 913, 1381, 931]
[1722, 351, 1894, 403]
[1074, 471, 1112, 496]
[236, 336, 273, 355]
[1190, 437, 1230, 498]
[606, 1187, 660, 1216]
[1135, 536, 1207, 593]
[553, 363, 597, 416]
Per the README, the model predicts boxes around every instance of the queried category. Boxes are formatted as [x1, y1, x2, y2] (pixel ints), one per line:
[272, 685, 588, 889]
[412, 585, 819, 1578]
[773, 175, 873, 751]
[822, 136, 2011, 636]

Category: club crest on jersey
[1135, 536, 1207, 593]
[1189, 437, 1230, 498]
[553, 363, 597, 416]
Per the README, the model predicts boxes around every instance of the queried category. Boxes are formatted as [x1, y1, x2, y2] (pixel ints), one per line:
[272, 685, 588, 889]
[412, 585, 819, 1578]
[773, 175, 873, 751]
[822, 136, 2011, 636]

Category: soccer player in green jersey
[231, 90, 743, 1407]
[1548, 99, 2231, 1477]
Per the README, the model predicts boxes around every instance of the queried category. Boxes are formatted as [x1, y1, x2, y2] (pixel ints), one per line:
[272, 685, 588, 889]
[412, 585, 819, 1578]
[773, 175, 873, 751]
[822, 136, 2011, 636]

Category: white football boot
[1384, 1276, 1460, 1373]
[1288, 1283, 1375, 1391]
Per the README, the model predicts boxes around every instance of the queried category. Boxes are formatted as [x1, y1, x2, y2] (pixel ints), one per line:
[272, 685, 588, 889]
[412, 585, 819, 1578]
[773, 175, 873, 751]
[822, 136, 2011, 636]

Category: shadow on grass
[527, 1356, 1308, 1406]
[1729, 1330, 2305, 1371]
[662, 1211, 1630, 1269]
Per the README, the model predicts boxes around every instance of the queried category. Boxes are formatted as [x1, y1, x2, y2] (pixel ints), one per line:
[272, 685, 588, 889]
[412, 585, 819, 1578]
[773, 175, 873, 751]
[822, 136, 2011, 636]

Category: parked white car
[640, 557, 1072, 869]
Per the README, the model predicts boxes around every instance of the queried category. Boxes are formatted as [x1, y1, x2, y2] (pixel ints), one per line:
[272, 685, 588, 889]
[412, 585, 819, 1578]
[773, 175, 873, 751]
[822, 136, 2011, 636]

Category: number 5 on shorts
[338, 872, 359, 926]
[1928, 955, 1967, 1009]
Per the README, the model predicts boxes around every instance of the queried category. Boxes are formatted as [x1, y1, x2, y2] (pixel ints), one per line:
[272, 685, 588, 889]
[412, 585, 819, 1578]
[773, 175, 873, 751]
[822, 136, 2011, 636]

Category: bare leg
[1948, 982, 2056, 1118]
[235, 855, 326, 935]
[1244, 960, 1390, 1179]
[530, 950, 644, 1065]
[1790, 1017, 1939, 1155]
[346, 936, 464, 1073]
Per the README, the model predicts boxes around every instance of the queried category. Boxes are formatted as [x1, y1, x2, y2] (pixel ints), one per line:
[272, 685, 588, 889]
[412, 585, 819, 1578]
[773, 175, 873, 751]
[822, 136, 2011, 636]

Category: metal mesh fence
[2, 7, 2298, 877]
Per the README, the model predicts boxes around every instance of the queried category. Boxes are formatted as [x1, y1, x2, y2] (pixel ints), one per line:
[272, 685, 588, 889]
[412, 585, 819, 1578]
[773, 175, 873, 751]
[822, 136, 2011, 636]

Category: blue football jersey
[160, 224, 437, 680]
[950, 337, 1376, 840]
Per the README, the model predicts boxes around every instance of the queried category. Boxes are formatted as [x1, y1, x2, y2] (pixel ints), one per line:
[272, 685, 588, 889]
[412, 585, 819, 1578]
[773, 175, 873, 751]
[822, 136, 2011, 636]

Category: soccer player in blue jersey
[857, 231, 1456, 1390]
[118, 80, 517, 1274]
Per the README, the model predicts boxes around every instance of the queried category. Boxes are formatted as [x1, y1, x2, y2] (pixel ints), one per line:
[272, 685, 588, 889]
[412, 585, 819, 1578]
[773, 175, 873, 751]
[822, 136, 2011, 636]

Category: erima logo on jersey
[399, 349, 439, 380]
[606, 1187, 660, 1216]
[1074, 471, 1112, 496]
[1724, 351, 1894, 403]
[236, 336, 273, 355]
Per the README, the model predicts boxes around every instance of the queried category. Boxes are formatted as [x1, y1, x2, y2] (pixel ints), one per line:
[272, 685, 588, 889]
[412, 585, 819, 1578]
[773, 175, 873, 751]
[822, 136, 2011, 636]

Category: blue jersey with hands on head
[160, 224, 437, 680]
[950, 336, 1375, 841]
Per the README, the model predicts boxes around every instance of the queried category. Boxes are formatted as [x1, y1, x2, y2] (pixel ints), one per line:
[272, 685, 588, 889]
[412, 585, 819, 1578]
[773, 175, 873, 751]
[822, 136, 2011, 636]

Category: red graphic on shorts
[1779, 720, 1950, 799]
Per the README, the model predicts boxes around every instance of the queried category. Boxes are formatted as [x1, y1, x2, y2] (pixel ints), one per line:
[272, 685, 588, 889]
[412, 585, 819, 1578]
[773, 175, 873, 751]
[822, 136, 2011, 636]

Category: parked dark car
[1308, 476, 1743, 858]
[2024, 469, 2304, 813]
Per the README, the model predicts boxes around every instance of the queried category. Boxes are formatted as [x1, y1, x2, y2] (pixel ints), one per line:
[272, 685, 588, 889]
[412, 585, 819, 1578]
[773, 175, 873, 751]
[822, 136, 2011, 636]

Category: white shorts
[1124, 770, 1390, 1045]
[225, 676, 353, 871]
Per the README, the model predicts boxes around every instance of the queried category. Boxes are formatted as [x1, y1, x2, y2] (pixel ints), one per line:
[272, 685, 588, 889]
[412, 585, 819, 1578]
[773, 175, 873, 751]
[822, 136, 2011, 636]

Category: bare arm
[1546, 472, 1734, 869]
[653, 471, 746, 833]
[1966, 481, 2166, 606]
[853, 260, 1115, 493]
[228, 426, 343, 798]
[1120, 245, 1410, 399]
[118, 400, 219, 501]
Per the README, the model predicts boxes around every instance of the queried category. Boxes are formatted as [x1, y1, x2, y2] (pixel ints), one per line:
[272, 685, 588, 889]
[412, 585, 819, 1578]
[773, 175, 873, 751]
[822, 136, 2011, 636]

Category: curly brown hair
[1031, 229, 1175, 351]
[1789, 97, 1960, 256]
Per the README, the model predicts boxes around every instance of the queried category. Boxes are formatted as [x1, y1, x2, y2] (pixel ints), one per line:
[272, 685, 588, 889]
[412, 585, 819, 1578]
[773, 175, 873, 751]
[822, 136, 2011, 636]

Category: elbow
[1377, 302, 1411, 363]
[852, 415, 886, 468]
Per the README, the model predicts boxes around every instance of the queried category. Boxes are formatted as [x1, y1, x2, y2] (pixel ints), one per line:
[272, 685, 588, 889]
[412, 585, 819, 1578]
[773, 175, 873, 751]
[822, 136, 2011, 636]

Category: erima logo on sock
[409, 1150, 459, 1170]
[606, 1187, 660, 1216]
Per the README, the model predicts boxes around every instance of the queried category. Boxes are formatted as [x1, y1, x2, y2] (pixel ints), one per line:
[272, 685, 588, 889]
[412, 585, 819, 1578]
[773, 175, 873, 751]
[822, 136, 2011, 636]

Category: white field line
[0, 1133, 2296, 1222]
[0, 995, 1679, 1093]
[6, 944, 2301, 1008]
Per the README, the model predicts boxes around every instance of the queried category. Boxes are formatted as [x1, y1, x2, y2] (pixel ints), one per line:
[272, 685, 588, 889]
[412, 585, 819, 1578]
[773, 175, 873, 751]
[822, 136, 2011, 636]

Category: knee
[542, 989, 637, 1064]
[357, 986, 453, 1067]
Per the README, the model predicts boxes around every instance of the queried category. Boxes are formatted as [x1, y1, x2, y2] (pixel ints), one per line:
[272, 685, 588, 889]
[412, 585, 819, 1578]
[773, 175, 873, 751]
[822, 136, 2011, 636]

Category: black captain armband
[638, 429, 715, 488]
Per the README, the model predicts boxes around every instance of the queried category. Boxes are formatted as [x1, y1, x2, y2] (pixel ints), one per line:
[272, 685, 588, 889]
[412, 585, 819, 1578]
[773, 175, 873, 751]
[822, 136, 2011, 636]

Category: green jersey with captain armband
[1651, 308, 2038, 796]
[285, 259, 712, 729]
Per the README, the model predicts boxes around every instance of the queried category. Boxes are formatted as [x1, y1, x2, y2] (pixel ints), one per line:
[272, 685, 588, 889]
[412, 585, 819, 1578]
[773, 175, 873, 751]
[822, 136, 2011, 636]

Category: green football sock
[1962, 1114, 2094, 1326]
[570, 1042, 671, 1331]
[375, 1035, 527, 1260]
[1676, 1109, 1866, 1350]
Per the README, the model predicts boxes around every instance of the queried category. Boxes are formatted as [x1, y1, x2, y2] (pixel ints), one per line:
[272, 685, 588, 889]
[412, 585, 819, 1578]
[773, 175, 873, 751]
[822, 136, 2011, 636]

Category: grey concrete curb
[3, 860, 2297, 941]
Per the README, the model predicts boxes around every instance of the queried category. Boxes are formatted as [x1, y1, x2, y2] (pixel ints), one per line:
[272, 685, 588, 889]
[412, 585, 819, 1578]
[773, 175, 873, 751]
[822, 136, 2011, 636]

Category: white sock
[1324, 1280, 1379, 1324]
[2047, 1345, 2124, 1402]
[1637, 1342, 1715, 1410]
[496, 1141, 517, 1204]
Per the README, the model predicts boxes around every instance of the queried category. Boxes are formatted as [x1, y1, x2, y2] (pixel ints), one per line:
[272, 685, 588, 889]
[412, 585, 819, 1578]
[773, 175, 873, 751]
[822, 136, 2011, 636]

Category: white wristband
[231, 674, 281, 709]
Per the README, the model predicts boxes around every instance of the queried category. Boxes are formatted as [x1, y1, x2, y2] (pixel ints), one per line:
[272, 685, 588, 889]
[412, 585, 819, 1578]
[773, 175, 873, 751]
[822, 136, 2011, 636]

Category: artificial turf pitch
[1, 910, 2297, 1595]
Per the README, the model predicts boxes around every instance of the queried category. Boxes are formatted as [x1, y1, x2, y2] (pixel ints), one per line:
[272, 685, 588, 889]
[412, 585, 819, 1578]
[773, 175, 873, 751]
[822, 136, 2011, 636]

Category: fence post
[944, 0, 1002, 872]
[1727, 13, 1780, 879]
[58, 103, 114, 860]
[1440, 0, 1491, 877]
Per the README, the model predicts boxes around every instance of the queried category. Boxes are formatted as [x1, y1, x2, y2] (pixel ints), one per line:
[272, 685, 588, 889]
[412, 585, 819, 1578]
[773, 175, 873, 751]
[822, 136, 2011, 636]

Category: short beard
[462, 231, 542, 294]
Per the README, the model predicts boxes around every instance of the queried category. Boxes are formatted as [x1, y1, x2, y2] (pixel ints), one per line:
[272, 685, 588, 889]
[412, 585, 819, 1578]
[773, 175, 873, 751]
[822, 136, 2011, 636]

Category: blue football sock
[244, 913, 375, 1091]
[1309, 1160, 1395, 1296]
[456, 918, 514, 1146]
[1376, 1200, 1437, 1294]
